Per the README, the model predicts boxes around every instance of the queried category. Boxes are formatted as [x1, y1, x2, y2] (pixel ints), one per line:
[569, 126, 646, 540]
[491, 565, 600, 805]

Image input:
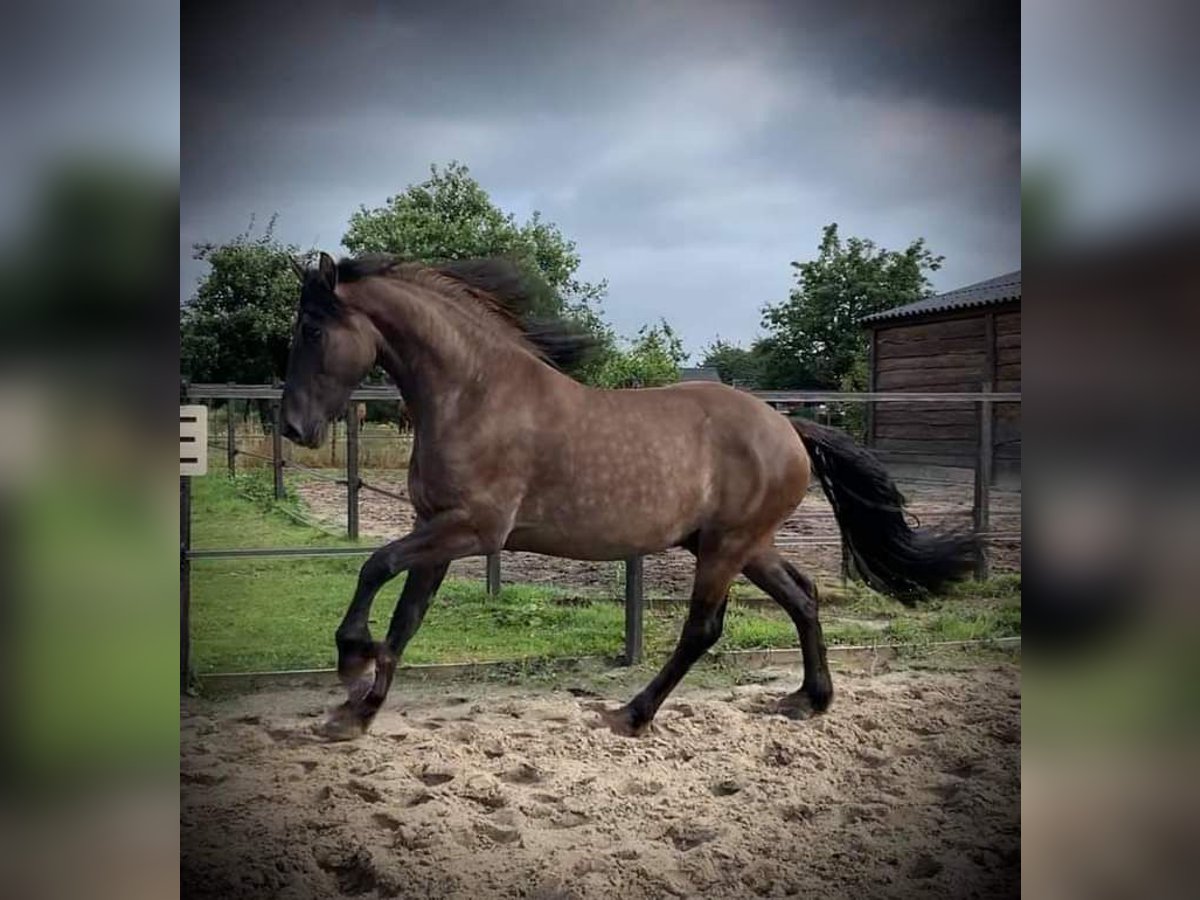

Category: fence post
[271, 398, 285, 500]
[624, 556, 644, 665]
[346, 404, 360, 540]
[226, 398, 237, 476]
[180, 475, 194, 693]
[973, 382, 994, 580]
[486, 553, 501, 597]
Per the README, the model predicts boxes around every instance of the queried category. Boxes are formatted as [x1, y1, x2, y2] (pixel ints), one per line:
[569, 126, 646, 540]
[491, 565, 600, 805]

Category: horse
[280, 252, 976, 740]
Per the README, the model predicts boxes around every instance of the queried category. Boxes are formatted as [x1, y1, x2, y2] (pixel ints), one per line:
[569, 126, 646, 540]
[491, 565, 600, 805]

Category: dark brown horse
[281, 252, 975, 739]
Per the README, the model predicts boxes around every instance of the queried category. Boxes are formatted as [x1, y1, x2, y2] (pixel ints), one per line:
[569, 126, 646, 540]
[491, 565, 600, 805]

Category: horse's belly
[504, 526, 671, 561]
[508, 485, 705, 560]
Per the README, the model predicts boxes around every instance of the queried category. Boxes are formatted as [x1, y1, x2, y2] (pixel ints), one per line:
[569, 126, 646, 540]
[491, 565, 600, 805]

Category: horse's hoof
[802, 679, 834, 714]
[344, 676, 375, 705]
[339, 656, 376, 690]
[317, 703, 369, 742]
[596, 705, 649, 738]
[776, 691, 820, 720]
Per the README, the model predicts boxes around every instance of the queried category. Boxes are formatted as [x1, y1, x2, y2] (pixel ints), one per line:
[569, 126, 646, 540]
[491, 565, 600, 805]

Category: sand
[181, 660, 1019, 899]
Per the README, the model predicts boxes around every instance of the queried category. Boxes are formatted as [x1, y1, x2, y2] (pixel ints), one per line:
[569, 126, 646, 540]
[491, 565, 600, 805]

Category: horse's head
[280, 252, 378, 448]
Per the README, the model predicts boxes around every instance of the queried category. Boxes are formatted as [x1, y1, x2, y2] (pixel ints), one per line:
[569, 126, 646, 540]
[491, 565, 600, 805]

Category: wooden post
[624, 556, 644, 665]
[226, 398, 236, 476]
[973, 381, 994, 580]
[865, 329, 877, 447]
[486, 553, 501, 597]
[271, 399, 285, 500]
[345, 405, 360, 540]
[180, 475, 194, 693]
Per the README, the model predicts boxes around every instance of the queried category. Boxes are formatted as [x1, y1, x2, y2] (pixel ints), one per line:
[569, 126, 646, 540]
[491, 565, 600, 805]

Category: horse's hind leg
[600, 535, 748, 736]
[743, 550, 834, 713]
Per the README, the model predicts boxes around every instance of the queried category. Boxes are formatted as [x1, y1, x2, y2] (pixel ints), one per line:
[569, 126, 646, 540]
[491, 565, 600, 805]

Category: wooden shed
[860, 270, 1021, 485]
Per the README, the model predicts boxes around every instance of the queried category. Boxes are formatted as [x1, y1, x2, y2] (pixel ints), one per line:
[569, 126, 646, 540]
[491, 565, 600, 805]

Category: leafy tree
[701, 338, 762, 387]
[745, 337, 819, 390]
[585, 321, 686, 389]
[760, 223, 943, 389]
[180, 217, 303, 385]
[343, 161, 606, 320]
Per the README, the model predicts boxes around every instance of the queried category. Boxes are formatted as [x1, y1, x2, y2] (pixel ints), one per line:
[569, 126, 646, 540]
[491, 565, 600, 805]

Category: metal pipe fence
[182, 383, 1021, 682]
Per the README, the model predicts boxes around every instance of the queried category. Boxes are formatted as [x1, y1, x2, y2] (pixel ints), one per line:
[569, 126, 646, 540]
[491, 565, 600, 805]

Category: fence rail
[180, 383, 1021, 688]
[186, 383, 1021, 404]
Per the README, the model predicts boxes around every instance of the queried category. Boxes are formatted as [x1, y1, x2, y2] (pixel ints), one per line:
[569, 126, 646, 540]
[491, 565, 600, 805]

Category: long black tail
[792, 418, 978, 605]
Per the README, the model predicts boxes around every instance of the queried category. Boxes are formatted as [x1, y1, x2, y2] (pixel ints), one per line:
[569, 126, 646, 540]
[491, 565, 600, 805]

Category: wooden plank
[877, 318, 986, 343]
[875, 423, 978, 440]
[865, 329, 876, 447]
[872, 450, 978, 468]
[995, 312, 1021, 335]
[984, 311, 997, 387]
[877, 367, 986, 389]
[995, 421, 1022, 443]
[875, 438, 979, 454]
[875, 407, 977, 425]
[996, 332, 1021, 350]
[873, 336, 987, 358]
[997, 347, 1021, 366]
[997, 362, 1021, 381]
[875, 350, 985, 373]
[995, 411, 1021, 427]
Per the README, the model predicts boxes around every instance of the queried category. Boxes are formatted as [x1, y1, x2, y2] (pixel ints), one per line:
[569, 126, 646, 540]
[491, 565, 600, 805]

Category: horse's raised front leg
[323, 510, 499, 739]
[324, 561, 449, 740]
[743, 550, 833, 713]
[600, 534, 749, 736]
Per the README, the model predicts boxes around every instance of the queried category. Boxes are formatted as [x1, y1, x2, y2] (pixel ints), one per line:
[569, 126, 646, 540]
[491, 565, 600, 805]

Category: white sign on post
[180, 405, 208, 476]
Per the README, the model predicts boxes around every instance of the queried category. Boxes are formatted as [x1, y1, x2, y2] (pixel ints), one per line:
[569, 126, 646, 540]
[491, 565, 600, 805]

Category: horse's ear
[288, 256, 307, 283]
[317, 252, 338, 292]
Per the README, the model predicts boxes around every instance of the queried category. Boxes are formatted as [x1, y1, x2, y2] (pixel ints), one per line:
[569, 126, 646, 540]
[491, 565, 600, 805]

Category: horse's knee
[683, 613, 723, 652]
[794, 592, 818, 622]
[358, 548, 395, 588]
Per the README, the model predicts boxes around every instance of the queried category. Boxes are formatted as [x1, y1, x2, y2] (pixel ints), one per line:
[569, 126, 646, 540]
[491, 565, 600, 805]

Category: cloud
[182, 0, 1019, 356]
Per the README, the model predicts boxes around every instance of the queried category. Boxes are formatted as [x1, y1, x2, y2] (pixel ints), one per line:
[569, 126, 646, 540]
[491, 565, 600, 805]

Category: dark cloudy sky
[182, 0, 1019, 357]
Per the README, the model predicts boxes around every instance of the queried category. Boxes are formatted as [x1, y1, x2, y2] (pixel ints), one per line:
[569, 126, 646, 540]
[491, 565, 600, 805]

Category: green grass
[192, 469, 358, 549]
[191, 474, 1022, 674]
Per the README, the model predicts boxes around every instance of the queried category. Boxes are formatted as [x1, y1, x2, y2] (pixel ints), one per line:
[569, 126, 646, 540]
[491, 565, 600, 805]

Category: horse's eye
[301, 323, 321, 342]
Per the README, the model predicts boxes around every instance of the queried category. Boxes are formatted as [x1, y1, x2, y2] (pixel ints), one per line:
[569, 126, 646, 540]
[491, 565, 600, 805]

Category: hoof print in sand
[413, 762, 458, 787]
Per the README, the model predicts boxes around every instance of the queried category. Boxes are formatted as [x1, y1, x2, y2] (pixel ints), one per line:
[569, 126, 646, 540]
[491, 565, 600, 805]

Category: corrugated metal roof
[679, 366, 721, 382]
[860, 269, 1020, 325]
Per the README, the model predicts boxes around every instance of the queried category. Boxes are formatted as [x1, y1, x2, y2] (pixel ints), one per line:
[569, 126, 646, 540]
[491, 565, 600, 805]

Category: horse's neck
[364, 291, 539, 433]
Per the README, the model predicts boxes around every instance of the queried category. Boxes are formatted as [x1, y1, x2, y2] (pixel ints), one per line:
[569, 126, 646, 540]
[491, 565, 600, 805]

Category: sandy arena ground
[293, 476, 1021, 595]
[181, 658, 1020, 899]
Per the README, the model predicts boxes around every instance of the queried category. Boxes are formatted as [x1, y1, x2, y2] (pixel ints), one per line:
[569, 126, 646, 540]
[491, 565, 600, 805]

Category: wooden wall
[868, 301, 1020, 482]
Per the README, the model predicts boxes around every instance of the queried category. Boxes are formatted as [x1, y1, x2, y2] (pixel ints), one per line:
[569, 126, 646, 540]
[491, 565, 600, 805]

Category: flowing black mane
[336, 254, 596, 372]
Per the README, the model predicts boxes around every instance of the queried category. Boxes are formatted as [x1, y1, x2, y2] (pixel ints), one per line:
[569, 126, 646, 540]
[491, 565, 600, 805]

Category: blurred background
[1022, 1, 1200, 897]
[0, 2, 179, 898]
[0, 0, 1197, 897]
